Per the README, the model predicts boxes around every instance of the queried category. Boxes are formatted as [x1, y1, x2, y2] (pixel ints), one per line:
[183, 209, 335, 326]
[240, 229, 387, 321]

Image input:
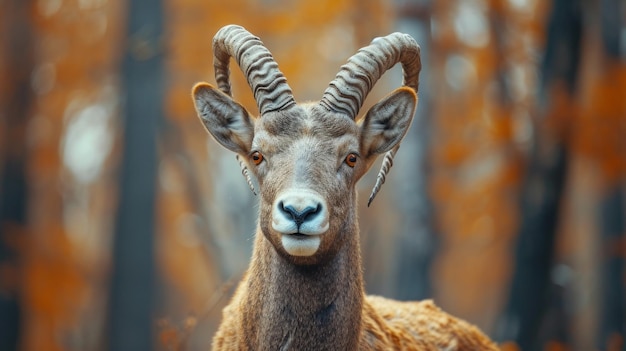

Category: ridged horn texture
[213, 25, 296, 115]
[236, 155, 256, 195]
[367, 146, 397, 207]
[319, 32, 421, 118]
[320, 32, 421, 206]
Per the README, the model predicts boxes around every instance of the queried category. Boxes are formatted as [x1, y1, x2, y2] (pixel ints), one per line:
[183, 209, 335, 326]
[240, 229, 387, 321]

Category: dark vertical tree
[496, 0, 582, 349]
[391, 0, 437, 301]
[106, 0, 164, 349]
[598, 189, 625, 350]
[0, 0, 34, 350]
[597, 1, 625, 349]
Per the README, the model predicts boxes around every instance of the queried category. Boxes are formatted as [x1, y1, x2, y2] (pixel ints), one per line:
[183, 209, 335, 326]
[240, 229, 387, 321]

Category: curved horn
[319, 32, 421, 118]
[321, 33, 421, 206]
[213, 25, 296, 114]
[367, 146, 396, 207]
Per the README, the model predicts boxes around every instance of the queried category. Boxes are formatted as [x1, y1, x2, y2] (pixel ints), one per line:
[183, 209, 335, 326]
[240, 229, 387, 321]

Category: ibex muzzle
[273, 188, 328, 256]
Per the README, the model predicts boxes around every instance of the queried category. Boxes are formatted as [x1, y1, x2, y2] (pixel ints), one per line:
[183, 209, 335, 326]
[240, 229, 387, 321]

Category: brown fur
[360, 297, 499, 350]
[213, 235, 499, 350]
[212, 241, 498, 350]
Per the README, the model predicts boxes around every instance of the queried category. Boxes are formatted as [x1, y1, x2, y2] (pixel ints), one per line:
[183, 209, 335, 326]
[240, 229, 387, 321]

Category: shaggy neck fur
[239, 212, 364, 350]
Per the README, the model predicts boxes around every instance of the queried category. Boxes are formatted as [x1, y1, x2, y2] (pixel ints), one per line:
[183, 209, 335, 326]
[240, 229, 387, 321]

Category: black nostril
[281, 203, 321, 226]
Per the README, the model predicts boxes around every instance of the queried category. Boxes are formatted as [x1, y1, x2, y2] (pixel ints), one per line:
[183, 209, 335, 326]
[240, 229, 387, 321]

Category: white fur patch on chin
[281, 235, 321, 257]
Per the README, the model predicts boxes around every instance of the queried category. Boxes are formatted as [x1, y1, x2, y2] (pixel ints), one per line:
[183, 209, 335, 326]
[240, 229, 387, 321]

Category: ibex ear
[193, 83, 254, 155]
[359, 87, 417, 157]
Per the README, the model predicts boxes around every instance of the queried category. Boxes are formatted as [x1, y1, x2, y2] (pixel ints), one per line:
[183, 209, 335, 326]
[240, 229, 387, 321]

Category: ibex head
[193, 25, 421, 265]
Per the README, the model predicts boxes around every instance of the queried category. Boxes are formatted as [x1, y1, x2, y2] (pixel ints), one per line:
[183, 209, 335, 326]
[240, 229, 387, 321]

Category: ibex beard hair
[193, 25, 498, 350]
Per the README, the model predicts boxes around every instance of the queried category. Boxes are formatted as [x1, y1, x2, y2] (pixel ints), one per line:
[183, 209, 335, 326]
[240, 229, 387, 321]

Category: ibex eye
[345, 153, 358, 168]
[251, 151, 264, 165]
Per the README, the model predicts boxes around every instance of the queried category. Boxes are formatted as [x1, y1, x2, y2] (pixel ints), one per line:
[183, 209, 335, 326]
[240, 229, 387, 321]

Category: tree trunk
[596, 1, 625, 349]
[0, 0, 34, 349]
[106, 0, 164, 349]
[496, 0, 582, 349]
[391, 0, 437, 301]
[598, 189, 625, 350]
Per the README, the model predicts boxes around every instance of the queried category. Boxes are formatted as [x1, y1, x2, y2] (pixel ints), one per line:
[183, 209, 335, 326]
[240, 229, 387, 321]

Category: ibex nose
[279, 202, 321, 226]
[272, 190, 329, 235]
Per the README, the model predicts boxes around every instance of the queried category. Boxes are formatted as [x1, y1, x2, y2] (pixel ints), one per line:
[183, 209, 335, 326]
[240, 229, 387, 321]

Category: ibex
[193, 25, 498, 350]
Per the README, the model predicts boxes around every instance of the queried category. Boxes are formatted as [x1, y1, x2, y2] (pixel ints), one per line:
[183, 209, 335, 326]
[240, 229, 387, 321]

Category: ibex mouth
[281, 233, 321, 257]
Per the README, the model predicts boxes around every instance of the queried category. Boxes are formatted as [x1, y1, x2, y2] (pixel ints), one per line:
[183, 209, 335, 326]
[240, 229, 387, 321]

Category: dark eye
[251, 151, 264, 165]
[345, 153, 358, 168]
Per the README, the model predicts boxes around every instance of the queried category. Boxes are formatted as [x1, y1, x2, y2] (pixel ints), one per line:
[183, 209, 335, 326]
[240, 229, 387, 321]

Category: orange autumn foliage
[1, 0, 622, 349]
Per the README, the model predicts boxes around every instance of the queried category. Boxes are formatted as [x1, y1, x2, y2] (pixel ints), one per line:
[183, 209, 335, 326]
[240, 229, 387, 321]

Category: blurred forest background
[0, 0, 625, 350]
